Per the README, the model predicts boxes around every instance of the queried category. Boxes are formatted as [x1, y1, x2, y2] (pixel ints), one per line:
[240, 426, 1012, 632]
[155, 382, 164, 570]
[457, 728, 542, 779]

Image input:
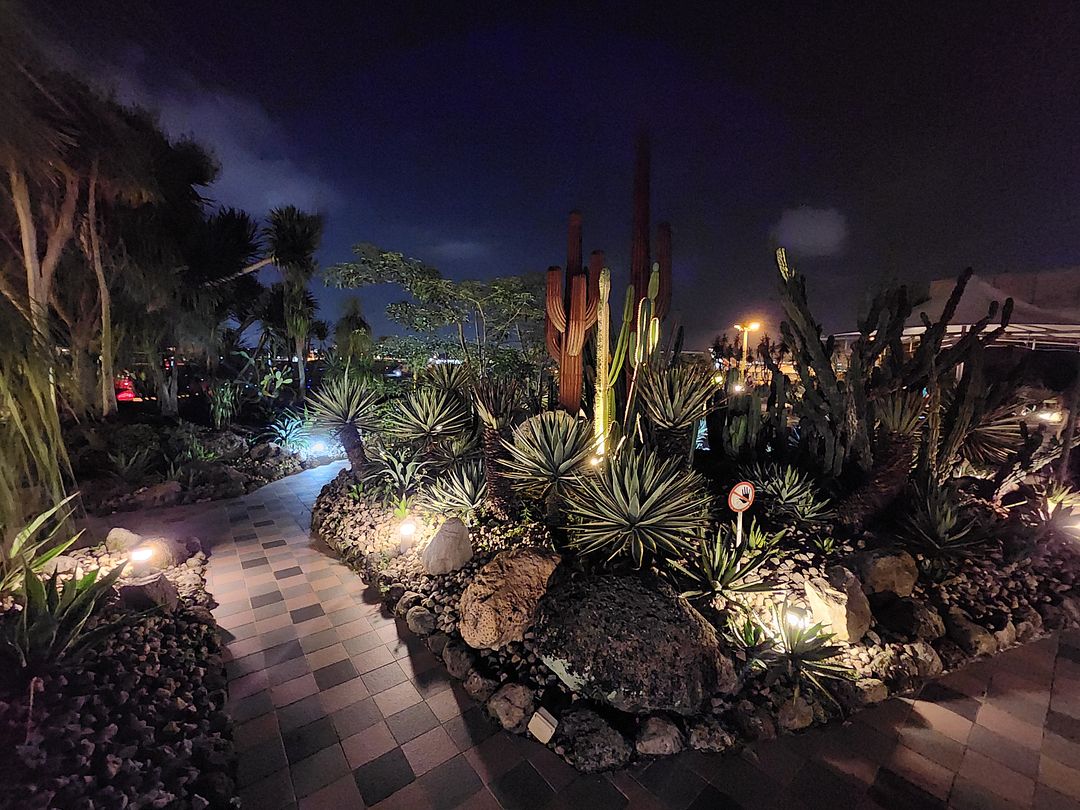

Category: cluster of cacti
[775, 247, 1014, 529]
[545, 135, 672, 416]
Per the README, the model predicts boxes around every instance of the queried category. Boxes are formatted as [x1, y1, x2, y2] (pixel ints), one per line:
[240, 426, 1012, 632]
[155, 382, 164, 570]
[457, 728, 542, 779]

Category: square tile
[958, 748, 1034, 806]
[319, 676, 371, 713]
[283, 715, 339, 764]
[374, 680, 424, 717]
[387, 701, 441, 744]
[444, 706, 498, 751]
[353, 747, 416, 805]
[490, 760, 556, 810]
[363, 661, 408, 693]
[297, 773, 362, 810]
[314, 659, 360, 691]
[291, 743, 350, 799]
[418, 754, 485, 810]
[333, 697, 383, 739]
[1040, 754, 1080, 802]
[306, 642, 349, 671]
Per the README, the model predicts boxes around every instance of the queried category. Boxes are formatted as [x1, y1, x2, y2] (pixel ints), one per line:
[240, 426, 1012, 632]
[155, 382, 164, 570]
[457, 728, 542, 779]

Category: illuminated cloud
[771, 206, 848, 257]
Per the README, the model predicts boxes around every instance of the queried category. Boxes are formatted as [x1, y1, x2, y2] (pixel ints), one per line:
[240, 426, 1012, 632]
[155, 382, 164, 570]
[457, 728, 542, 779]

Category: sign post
[727, 481, 755, 544]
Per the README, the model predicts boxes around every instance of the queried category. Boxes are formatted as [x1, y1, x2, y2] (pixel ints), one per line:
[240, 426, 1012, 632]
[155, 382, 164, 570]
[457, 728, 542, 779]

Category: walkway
[93, 464, 1080, 810]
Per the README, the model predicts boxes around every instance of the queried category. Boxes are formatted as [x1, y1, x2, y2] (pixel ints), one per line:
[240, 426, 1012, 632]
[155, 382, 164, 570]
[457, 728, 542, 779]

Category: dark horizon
[40, 0, 1080, 347]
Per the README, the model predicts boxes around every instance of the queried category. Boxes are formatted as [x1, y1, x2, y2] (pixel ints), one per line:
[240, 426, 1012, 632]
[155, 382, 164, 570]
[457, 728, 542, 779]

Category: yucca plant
[428, 431, 481, 472]
[1045, 481, 1080, 521]
[639, 362, 717, 464]
[897, 482, 993, 566]
[420, 362, 471, 393]
[309, 375, 382, 469]
[1, 498, 81, 596]
[364, 446, 430, 501]
[565, 448, 710, 567]
[668, 519, 780, 603]
[421, 461, 487, 522]
[474, 376, 519, 516]
[108, 447, 157, 485]
[746, 462, 833, 528]
[499, 411, 594, 521]
[767, 599, 852, 703]
[385, 388, 471, 451]
[1, 564, 128, 679]
[263, 408, 313, 453]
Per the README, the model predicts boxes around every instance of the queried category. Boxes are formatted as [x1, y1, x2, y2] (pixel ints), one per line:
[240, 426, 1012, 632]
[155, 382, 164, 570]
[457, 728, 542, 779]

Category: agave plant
[473, 376, 520, 516]
[109, 447, 158, 485]
[499, 411, 593, 521]
[639, 362, 717, 463]
[309, 375, 382, 469]
[364, 446, 429, 501]
[208, 379, 243, 429]
[1045, 481, 1080, 521]
[263, 408, 313, 453]
[668, 519, 780, 603]
[428, 431, 481, 472]
[565, 448, 711, 567]
[385, 388, 471, 451]
[420, 362, 471, 393]
[725, 613, 775, 677]
[421, 461, 487, 522]
[1, 498, 81, 595]
[1, 564, 128, 678]
[767, 599, 852, 703]
[876, 391, 926, 436]
[746, 462, 832, 528]
[896, 482, 992, 565]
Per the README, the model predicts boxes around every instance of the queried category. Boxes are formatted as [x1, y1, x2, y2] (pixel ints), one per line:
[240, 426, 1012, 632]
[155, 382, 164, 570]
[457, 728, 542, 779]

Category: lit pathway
[91, 464, 1080, 809]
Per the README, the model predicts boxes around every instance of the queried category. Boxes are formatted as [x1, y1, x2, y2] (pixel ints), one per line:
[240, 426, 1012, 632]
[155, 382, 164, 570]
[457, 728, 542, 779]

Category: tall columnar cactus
[593, 269, 634, 454]
[628, 134, 672, 327]
[546, 212, 600, 412]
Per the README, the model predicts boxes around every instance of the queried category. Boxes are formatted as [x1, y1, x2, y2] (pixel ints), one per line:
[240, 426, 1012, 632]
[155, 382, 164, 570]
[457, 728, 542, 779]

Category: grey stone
[804, 566, 871, 642]
[421, 518, 473, 575]
[441, 641, 476, 680]
[458, 546, 560, 650]
[463, 671, 498, 701]
[554, 708, 632, 773]
[132, 480, 182, 509]
[405, 606, 437, 636]
[945, 607, 997, 656]
[40, 555, 79, 576]
[845, 549, 918, 597]
[105, 527, 143, 553]
[486, 683, 535, 733]
[118, 573, 179, 612]
[687, 716, 735, 752]
[873, 596, 945, 641]
[395, 591, 424, 617]
[907, 641, 943, 679]
[533, 574, 736, 715]
[635, 716, 684, 756]
[835, 678, 889, 712]
[426, 633, 450, 656]
[777, 696, 814, 732]
[993, 621, 1018, 650]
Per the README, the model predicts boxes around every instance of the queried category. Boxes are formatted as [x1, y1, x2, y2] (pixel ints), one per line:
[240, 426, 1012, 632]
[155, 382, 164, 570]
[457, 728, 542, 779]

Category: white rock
[635, 716, 685, 756]
[804, 566, 871, 642]
[421, 518, 473, 575]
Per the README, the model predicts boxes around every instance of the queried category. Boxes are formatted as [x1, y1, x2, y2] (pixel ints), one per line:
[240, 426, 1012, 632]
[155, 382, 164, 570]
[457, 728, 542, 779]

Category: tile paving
[90, 462, 1080, 809]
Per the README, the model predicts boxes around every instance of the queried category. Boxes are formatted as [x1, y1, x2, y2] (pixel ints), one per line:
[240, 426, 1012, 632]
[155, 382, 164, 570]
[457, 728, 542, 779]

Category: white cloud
[771, 206, 848, 257]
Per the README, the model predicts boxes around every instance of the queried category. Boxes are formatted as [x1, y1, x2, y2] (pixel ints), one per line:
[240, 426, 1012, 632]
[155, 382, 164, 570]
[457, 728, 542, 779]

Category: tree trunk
[159, 367, 179, 418]
[482, 425, 511, 518]
[834, 432, 918, 531]
[340, 424, 368, 470]
[295, 335, 307, 401]
[85, 160, 117, 418]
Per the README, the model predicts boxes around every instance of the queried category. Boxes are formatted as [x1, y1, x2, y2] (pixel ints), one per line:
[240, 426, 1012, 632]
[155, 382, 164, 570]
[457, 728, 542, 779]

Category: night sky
[40, 1, 1080, 348]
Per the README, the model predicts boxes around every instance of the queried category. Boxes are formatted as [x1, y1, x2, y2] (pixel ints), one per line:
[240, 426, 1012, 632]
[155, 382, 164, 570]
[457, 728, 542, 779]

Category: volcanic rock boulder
[554, 708, 632, 773]
[803, 566, 871, 642]
[532, 574, 736, 715]
[458, 546, 560, 650]
[844, 549, 918, 598]
[421, 517, 473, 575]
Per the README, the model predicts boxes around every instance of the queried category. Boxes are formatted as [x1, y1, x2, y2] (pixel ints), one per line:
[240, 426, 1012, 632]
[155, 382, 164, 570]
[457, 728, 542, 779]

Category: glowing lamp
[1038, 410, 1064, 424]
[784, 605, 813, 632]
[590, 456, 602, 466]
[130, 546, 154, 562]
[311, 440, 328, 453]
[733, 383, 744, 393]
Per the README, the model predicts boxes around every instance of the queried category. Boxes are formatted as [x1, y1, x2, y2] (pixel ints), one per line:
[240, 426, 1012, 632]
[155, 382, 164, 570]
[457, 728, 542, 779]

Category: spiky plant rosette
[745, 462, 833, 527]
[498, 411, 594, 504]
[421, 461, 487, 521]
[564, 448, 711, 568]
[473, 376, 519, 432]
[385, 387, 471, 447]
[639, 361, 717, 430]
[765, 599, 853, 703]
[667, 518, 781, 603]
[263, 408, 313, 452]
[897, 481, 994, 564]
[309, 375, 382, 434]
[420, 362, 472, 393]
[363, 446, 429, 501]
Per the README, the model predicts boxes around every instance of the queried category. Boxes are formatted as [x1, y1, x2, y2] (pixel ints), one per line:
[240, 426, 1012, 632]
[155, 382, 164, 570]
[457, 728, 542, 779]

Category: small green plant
[347, 483, 365, 503]
[209, 379, 243, 429]
[391, 496, 410, 520]
[1, 565, 128, 678]
[725, 613, 775, 676]
[259, 367, 294, 400]
[1045, 481, 1080, 520]
[499, 411, 593, 521]
[897, 482, 992, 563]
[264, 409, 313, 452]
[1, 498, 81, 595]
[421, 462, 487, 522]
[108, 447, 157, 484]
[385, 388, 471, 449]
[365, 447, 429, 501]
[767, 599, 852, 703]
[745, 462, 833, 528]
[565, 448, 711, 567]
[809, 534, 839, 556]
[668, 520, 780, 603]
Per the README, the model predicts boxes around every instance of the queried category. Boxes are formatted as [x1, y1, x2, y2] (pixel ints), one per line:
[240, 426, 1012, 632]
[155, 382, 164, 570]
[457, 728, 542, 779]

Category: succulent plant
[499, 411, 594, 521]
[667, 519, 780, 603]
[421, 461, 487, 522]
[385, 387, 471, 450]
[309, 374, 382, 468]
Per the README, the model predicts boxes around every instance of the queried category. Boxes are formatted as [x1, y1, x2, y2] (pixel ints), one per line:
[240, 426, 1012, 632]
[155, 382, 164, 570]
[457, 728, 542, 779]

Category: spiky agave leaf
[1, 496, 82, 595]
[668, 519, 781, 602]
[364, 446, 430, 500]
[420, 362, 472, 393]
[639, 362, 717, 431]
[767, 599, 853, 703]
[498, 411, 593, 504]
[421, 461, 487, 521]
[385, 388, 471, 447]
[309, 375, 381, 433]
[473, 376, 519, 432]
[565, 448, 710, 567]
[745, 462, 833, 527]
[875, 391, 926, 436]
[896, 482, 993, 562]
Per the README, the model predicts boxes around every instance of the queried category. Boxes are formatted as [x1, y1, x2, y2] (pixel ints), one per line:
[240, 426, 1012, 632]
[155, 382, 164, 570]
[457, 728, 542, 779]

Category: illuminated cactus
[546, 212, 599, 412]
[593, 269, 634, 454]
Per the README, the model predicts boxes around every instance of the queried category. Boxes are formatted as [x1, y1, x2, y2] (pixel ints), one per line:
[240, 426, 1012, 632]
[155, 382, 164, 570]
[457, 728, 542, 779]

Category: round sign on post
[728, 481, 755, 546]
[728, 481, 755, 512]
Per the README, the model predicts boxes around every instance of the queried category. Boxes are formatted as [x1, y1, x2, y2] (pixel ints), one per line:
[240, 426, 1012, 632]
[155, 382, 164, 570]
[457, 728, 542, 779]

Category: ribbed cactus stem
[594, 267, 612, 454]
[656, 222, 672, 320]
[630, 133, 651, 327]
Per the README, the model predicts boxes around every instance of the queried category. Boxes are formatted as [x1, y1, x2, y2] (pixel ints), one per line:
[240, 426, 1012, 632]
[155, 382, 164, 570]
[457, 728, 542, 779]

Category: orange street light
[733, 321, 761, 368]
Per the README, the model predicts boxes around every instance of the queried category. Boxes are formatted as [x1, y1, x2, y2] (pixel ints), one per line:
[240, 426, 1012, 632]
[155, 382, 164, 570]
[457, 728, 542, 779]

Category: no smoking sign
[728, 481, 755, 513]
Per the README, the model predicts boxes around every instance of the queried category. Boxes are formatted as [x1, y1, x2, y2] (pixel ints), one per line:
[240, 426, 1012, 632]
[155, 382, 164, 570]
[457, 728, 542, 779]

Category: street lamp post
[733, 321, 761, 374]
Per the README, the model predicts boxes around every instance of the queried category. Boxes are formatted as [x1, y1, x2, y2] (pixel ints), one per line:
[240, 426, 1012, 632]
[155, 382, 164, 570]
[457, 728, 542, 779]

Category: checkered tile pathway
[91, 463, 1080, 809]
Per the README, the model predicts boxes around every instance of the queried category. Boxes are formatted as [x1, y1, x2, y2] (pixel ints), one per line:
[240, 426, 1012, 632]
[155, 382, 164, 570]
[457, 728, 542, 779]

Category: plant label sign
[728, 481, 755, 513]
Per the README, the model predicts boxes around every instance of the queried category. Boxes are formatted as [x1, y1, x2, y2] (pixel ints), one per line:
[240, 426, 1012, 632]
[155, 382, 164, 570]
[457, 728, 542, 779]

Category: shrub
[208, 379, 243, 429]
[1, 564, 127, 678]
[639, 362, 717, 461]
[766, 599, 852, 703]
[667, 520, 780, 603]
[896, 482, 993, 565]
[109, 447, 158, 484]
[385, 388, 471, 449]
[421, 461, 487, 521]
[498, 411, 593, 519]
[564, 448, 710, 567]
[309, 375, 382, 468]
[264, 409, 313, 453]
[364, 446, 429, 501]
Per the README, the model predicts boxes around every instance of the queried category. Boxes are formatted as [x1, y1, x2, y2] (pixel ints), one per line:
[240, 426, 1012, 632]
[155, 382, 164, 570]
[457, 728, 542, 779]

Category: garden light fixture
[783, 604, 813, 632]
[310, 439, 328, 453]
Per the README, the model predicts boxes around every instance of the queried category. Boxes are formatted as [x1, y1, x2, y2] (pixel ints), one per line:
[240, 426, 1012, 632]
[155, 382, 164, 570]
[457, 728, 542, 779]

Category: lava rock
[872, 595, 946, 641]
[533, 574, 736, 715]
[132, 480, 182, 509]
[458, 546, 560, 650]
[804, 566, 871, 642]
[834, 678, 889, 712]
[844, 549, 918, 597]
[464, 671, 499, 701]
[777, 696, 814, 732]
[406, 606, 437, 636]
[118, 573, 180, 611]
[486, 683, 535, 733]
[688, 716, 735, 752]
[441, 641, 477, 680]
[635, 716, 685, 756]
[554, 708, 632, 773]
[945, 607, 998, 656]
[421, 517, 474, 575]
